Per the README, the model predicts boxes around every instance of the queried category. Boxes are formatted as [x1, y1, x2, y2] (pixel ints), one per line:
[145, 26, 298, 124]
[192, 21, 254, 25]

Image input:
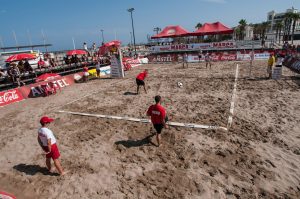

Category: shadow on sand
[13, 164, 59, 176]
[124, 91, 137, 96]
[115, 134, 156, 148]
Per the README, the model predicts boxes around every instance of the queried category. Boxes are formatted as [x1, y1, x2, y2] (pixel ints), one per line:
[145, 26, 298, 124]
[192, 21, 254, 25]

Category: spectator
[17, 60, 25, 74]
[7, 64, 15, 83]
[82, 65, 89, 82]
[12, 63, 25, 87]
[92, 42, 96, 52]
[43, 59, 50, 71]
[24, 59, 36, 77]
[96, 59, 101, 78]
[38, 58, 45, 70]
[49, 58, 57, 68]
[83, 42, 88, 51]
[64, 56, 71, 67]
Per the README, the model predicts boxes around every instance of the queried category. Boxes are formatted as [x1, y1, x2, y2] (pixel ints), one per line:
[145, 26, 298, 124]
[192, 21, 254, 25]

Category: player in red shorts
[37, 116, 67, 175]
[147, 95, 168, 147]
[136, 69, 148, 94]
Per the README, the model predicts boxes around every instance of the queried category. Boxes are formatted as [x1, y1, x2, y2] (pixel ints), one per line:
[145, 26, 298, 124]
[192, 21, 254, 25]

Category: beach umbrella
[5, 53, 36, 62]
[36, 73, 61, 82]
[66, 49, 87, 56]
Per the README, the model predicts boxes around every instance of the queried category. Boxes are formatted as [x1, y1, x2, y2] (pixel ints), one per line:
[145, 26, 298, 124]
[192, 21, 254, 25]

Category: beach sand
[0, 61, 299, 198]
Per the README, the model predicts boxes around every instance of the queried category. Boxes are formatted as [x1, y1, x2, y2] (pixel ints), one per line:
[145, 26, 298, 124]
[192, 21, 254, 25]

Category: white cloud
[202, 0, 226, 3]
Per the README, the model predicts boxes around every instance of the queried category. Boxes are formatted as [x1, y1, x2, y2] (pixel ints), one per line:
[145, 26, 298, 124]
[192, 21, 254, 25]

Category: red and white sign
[0, 89, 24, 107]
[148, 54, 179, 63]
[150, 42, 237, 52]
[122, 57, 149, 70]
[19, 75, 75, 98]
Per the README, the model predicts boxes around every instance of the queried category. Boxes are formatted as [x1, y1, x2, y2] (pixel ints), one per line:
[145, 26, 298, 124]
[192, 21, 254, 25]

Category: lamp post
[100, 29, 104, 45]
[130, 31, 133, 47]
[127, 8, 137, 55]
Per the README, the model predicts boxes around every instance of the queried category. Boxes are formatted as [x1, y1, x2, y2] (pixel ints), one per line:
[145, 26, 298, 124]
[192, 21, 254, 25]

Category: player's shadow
[13, 164, 59, 176]
[124, 91, 137, 95]
[115, 134, 156, 148]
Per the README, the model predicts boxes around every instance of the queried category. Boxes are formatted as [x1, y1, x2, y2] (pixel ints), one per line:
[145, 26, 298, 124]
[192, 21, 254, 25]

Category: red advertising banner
[0, 88, 24, 107]
[19, 75, 75, 98]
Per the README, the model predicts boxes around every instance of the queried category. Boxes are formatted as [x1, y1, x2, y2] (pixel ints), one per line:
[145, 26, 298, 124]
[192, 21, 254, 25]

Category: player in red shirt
[83, 65, 89, 82]
[147, 95, 168, 147]
[136, 69, 148, 94]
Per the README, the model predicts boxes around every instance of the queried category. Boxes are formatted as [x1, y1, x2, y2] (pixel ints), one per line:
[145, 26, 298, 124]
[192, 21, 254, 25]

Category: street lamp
[130, 31, 133, 47]
[100, 29, 104, 45]
[127, 8, 137, 55]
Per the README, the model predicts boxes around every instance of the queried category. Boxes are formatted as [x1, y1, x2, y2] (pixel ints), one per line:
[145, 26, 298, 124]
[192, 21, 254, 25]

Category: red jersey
[83, 66, 88, 72]
[136, 71, 147, 81]
[147, 104, 166, 124]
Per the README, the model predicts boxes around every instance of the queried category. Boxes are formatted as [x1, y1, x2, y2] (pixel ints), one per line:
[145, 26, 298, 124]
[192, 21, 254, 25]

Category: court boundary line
[227, 64, 239, 129]
[58, 110, 228, 131]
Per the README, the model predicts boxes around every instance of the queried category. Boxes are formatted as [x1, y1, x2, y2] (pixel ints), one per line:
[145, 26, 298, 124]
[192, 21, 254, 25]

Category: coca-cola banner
[0, 89, 24, 107]
[283, 55, 300, 74]
[187, 53, 237, 62]
[19, 75, 75, 98]
[150, 42, 236, 52]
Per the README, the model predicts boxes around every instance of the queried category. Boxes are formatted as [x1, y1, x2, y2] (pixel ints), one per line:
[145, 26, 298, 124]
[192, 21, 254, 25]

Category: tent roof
[190, 22, 233, 36]
[151, 25, 189, 39]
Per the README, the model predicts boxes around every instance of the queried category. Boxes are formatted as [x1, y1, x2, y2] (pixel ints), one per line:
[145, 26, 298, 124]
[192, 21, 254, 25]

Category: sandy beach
[0, 61, 299, 198]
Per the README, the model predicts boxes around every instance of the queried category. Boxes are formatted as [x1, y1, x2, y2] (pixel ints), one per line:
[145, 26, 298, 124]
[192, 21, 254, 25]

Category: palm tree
[195, 23, 203, 29]
[283, 12, 294, 41]
[238, 19, 247, 40]
[290, 12, 300, 44]
[274, 21, 283, 43]
[261, 21, 271, 40]
[195, 23, 203, 42]
[153, 27, 161, 35]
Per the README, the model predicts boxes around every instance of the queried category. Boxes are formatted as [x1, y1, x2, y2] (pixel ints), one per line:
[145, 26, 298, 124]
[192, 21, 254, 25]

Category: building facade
[267, 7, 300, 32]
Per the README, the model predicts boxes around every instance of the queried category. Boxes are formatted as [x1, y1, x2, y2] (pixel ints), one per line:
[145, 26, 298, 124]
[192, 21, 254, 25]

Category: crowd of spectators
[0, 42, 112, 87]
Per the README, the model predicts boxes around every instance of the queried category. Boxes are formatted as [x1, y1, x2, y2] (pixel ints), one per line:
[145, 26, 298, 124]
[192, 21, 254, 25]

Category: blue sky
[0, 0, 299, 51]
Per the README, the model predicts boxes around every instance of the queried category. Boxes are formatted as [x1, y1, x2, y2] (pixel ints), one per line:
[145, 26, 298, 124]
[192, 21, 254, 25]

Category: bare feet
[60, 170, 70, 176]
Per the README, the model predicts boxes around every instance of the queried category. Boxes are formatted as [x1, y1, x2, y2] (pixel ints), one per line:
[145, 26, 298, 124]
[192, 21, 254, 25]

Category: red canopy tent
[151, 26, 189, 39]
[189, 22, 233, 36]
[98, 40, 121, 55]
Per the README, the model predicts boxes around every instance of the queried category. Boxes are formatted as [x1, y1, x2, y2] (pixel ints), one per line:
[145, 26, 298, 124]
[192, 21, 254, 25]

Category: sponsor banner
[283, 55, 300, 74]
[123, 57, 148, 70]
[148, 54, 179, 63]
[150, 42, 236, 52]
[187, 53, 237, 62]
[88, 66, 111, 77]
[110, 49, 125, 78]
[0, 89, 24, 107]
[19, 75, 75, 98]
[149, 51, 270, 63]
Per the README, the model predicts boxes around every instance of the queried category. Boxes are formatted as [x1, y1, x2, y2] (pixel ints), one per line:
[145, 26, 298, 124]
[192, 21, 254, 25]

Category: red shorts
[42, 143, 60, 160]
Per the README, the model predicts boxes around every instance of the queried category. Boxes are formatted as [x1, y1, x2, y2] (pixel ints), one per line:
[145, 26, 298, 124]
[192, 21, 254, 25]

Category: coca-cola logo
[0, 90, 20, 104]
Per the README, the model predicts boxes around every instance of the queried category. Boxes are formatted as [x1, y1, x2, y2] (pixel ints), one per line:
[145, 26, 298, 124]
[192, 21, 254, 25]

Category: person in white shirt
[37, 116, 67, 175]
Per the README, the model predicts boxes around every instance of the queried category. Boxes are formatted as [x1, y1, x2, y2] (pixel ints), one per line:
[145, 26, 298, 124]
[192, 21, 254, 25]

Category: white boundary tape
[58, 110, 228, 130]
[227, 64, 239, 129]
